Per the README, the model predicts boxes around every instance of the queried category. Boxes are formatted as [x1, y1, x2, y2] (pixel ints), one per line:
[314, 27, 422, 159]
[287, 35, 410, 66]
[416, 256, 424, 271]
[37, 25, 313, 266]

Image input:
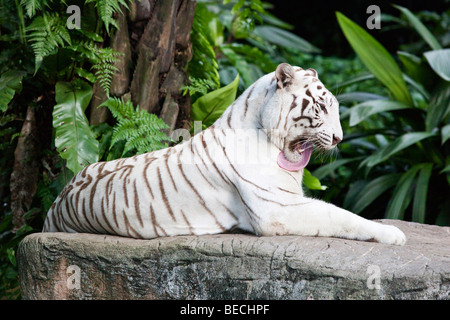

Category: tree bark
[89, 0, 195, 130]
[129, 0, 196, 130]
[10, 106, 40, 231]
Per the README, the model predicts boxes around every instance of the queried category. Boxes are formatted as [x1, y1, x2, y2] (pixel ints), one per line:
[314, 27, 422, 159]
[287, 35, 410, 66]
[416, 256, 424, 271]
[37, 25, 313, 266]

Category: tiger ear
[306, 68, 318, 78]
[275, 63, 295, 89]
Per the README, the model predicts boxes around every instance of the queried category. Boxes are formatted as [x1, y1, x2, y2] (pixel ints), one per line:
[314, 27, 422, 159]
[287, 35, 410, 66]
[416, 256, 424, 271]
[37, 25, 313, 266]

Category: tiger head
[261, 63, 343, 170]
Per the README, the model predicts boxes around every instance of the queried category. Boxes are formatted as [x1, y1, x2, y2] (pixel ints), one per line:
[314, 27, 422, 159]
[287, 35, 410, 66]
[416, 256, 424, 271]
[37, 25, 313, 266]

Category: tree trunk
[10, 106, 40, 231]
[90, 0, 196, 132]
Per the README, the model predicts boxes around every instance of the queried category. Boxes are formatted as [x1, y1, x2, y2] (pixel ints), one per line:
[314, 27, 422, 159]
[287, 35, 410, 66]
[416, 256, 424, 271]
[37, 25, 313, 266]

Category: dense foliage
[314, 7, 449, 226]
[0, 0, 448, 299]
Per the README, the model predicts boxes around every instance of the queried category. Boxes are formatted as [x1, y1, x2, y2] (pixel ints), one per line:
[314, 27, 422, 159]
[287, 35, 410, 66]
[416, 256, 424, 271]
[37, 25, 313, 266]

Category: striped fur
[43, 63, 407, 245]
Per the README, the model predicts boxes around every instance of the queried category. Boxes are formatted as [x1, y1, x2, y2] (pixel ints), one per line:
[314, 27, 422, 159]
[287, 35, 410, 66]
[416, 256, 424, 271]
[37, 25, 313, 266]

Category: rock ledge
[18, 220, 450, 299]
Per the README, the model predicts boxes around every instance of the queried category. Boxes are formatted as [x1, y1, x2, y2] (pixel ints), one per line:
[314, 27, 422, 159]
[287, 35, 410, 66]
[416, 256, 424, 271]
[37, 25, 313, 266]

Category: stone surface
[18, 220, 450, 300]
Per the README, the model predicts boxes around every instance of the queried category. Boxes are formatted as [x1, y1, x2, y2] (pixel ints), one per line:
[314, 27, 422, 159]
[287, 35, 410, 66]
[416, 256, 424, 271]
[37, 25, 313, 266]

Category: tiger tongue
[277, 142, 312, 172]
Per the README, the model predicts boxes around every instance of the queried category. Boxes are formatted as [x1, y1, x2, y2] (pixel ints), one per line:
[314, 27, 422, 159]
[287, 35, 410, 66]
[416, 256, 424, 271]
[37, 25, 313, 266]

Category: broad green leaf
[303, 168, 327, 190]
[349, 174, 402, 214]
[337, 92, 387, 104]
[349, 99, 412, 126]
[222, 43, 277, 74]
[336, 12, 413, 106]
[393, 5, 441, 51]
[402, 73, 430, 101]
[442, 124, 450, 145]
[53, 80, 98, 174]
[385, 164, 423, 220]
[426, 81, 450, 131]
[220, 47, 256, 87]
[398, 51, 433, 87]
[253, 25, 321, 53]
[441, 164, 450, 174]
[412, 163, 433, 223]
[191, 75, 239, 127]
[260, 12, 294, 30]
[220, 44, 274, 87]
[312, 157, 362, 180]
[329, 73, 375, 92]
[0, 71, 26, 111]
[424, 49, 450, 82]
[361, 132, 436, 168]
[208, 17, 224, 47]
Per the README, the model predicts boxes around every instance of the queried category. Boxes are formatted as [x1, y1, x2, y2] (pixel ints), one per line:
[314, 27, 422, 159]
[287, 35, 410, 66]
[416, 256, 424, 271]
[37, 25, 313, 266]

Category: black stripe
[164, 153, 178, 192]
[177, 149, 226, 231]
[112, 192, 119, 228]
[200, 132, 230, 186]
[150, 204, 168, 237]
[100, 196, 115, 234]
[143, 158, 157, 198]
[214, 130, 272, 193]
[157, 166, 177, 222]
[243, 84, 256, 117]
[133, 179, 144, 228]
[180, 209, 195, 235]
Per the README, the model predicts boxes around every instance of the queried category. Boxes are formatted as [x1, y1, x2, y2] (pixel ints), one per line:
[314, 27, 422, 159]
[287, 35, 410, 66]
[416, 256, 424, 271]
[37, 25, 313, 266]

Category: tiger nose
[332, 134, 342, 145]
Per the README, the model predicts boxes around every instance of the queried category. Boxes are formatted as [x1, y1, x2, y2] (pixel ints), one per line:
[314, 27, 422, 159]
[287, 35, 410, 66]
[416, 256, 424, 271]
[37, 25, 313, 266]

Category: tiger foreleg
[254, 199, 406, 245]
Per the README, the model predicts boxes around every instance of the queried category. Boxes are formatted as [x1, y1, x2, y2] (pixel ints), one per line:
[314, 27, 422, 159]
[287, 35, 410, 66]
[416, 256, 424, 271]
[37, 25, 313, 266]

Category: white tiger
[43, 63, 406, 245]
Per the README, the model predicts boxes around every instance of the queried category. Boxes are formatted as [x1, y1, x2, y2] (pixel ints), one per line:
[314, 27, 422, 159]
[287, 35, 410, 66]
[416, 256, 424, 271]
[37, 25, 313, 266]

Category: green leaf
[6, 248, 16, 267]
[385, 164, 423, 220]
[424, 49, 450, 82]
[27, 13, 72, 73]
[425, 81, 450, 131]
[361, 132, 436, 168]
[336, 12, 413, 106]
[303, 168, 326, 190]
[441, 164, 450, 174]
[99, 97, 170, 157]
[208, 16, 224, 47]
[220, 46, 262, 88]
[53, 80, 98, 174]
[0, 71, 26, 112]
[349, 174, 402, 214]
[442, 124, 450, 145]
[338, 92, 387, 104]
[348, 99, 412, 126]
[86, 0, 130, 35]
[253, 25, 321, 53]
[402, 73, 430, 101]
[312, 157, 361, 180]
[393, 5, 442, 51]
[329, 73, 375, 92]
[21, 0, 47, 18]
[191, 75, 239, 127]
[398, 51, 433, 86]
[412, 163, 433, 223]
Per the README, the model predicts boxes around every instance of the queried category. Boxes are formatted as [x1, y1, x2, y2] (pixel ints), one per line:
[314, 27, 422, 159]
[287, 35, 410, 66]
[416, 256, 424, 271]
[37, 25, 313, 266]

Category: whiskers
[302, 134, 340, 163]
[315, 146, 340, 164]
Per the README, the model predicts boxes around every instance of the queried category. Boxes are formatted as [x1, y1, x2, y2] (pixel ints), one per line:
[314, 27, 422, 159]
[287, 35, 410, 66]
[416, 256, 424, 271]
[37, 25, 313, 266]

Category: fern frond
[21, 0, 48, 18]
[90, 47, 122, 96]
[85, 0, 132, 35]
[182, 77, 217, 96]
[187, 3, 220, 94]
[100, 97, 171, 157]
[26, 12, 71, 73]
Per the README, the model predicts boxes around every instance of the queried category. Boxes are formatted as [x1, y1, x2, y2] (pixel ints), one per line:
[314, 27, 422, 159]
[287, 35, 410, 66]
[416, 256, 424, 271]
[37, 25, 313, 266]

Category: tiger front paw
[373, 224, 407, 246]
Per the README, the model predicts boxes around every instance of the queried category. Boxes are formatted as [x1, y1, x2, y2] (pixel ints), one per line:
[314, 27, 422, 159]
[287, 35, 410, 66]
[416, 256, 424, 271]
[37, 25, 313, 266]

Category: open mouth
[277, 140, 313, 172]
